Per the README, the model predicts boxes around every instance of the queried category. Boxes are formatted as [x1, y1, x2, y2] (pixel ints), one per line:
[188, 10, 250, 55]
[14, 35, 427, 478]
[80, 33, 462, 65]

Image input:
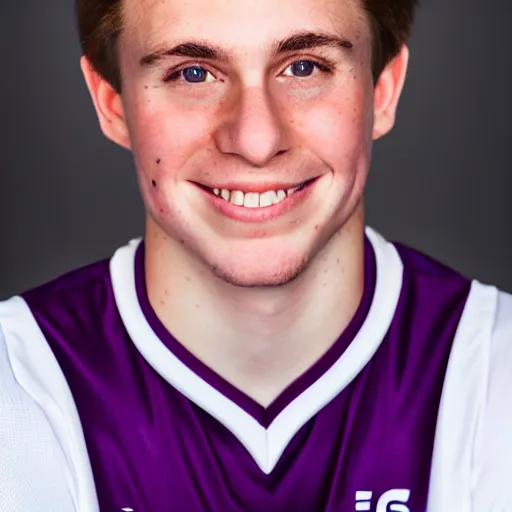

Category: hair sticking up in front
[75, 0, 419, 93]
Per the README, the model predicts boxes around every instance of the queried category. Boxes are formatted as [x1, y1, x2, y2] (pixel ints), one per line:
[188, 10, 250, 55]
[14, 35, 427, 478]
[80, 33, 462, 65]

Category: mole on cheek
[156, 158, 161, 164]
[152, 180, 157, 187]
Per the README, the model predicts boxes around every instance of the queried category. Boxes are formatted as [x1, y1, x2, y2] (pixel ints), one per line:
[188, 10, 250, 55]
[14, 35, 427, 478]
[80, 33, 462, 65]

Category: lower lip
[195, 179, 319, 223]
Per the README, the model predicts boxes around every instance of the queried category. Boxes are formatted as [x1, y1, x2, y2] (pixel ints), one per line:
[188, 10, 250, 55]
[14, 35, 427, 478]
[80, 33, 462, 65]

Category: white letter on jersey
[376, 489, 411, 512]
[355, 491, 373, 510]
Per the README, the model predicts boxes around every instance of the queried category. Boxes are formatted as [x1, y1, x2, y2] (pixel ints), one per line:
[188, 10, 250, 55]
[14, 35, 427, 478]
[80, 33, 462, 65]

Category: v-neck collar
[133, 237, 376, 428]
[110, 227, 403, 474]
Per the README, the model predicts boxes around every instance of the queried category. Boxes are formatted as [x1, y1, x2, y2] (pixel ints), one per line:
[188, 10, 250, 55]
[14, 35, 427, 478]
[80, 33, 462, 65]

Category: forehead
[122, 0, 369, 54]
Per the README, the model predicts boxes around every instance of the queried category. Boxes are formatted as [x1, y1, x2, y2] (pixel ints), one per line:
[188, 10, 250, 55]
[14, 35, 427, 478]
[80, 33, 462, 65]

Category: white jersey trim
[0, 297, 99, 512]
[110, 227, 404, 474]
[426, 282, 512, 511]
[471, 289, 512, 510]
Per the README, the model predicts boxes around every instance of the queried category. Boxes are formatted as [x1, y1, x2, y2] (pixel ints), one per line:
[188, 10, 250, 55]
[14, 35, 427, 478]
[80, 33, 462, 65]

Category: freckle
[314, 224, 319, 230]
[144, 85, 148, 89]
[337, 258, 340, 264]
[180, 239, 185, 245]
[152, 180, 157, 187]
[160, 208, 164, 213]
[196, 304, 201, 309]
[159, 300, 165, 306]
[185, 276, 191, 282]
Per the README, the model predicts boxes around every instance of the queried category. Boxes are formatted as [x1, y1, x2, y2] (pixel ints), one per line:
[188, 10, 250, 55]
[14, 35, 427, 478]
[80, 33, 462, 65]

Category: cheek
[296, 86, 373, 169]
[125, 93, 217, 200]
[130, 108, 209, 169]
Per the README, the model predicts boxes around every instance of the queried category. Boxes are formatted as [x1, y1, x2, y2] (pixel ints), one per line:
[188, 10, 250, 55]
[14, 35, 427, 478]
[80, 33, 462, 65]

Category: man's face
[110, 0, 398, 287]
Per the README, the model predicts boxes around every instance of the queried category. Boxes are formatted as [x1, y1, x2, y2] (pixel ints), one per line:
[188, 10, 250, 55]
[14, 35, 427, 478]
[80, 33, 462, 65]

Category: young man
[0, 0, 511, 510]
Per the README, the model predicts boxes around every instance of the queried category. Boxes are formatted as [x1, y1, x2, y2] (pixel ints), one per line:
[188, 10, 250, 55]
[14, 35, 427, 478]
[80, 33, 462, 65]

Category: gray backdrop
[1, 1, 511, 299]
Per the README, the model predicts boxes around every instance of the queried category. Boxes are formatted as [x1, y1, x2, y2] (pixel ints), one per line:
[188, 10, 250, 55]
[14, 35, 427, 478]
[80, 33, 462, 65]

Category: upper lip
[191, 177, 318, 193]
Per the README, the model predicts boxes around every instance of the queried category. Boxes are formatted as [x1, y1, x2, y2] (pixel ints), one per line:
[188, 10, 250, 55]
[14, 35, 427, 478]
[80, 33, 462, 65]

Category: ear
[80, 56, 131, 150]
[372, 44, 410, 140]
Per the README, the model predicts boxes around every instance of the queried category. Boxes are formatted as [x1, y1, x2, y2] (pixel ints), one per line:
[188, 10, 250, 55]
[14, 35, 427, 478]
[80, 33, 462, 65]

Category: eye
[165, 65, 215, 84]
[282, 59, 327, 78]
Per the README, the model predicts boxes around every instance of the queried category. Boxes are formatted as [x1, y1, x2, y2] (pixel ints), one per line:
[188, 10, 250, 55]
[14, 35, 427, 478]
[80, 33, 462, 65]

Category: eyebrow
[139, 31, 354, 67]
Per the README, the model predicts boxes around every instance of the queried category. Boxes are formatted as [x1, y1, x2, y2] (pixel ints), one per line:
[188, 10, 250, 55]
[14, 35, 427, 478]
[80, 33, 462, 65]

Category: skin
[81, 0, 409, 406]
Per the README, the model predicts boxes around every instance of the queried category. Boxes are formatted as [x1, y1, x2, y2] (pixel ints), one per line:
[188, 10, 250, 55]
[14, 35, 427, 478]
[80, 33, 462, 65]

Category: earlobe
[80, 56, 131, 150]
[372, 45, 410, 140]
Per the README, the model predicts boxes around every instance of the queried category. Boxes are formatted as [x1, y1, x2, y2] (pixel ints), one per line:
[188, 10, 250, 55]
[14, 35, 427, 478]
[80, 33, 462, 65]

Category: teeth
[276, 190, 287, 202]
[259, 190, 277, 207]
[244, 192, 260, 208]
[212, 186, 303, 208]
[230, 190, 244, 206]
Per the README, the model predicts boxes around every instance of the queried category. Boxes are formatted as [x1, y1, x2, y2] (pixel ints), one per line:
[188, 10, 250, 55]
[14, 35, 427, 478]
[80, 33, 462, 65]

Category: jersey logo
[356, 489, 411, 511]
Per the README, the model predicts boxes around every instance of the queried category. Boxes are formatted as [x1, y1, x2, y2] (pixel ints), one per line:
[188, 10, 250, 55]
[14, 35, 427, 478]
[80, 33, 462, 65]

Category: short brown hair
[76, 0, 419, 93]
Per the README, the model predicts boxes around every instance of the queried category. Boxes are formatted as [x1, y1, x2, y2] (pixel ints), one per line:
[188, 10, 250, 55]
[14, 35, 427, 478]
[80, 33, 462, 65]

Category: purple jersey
[2, 228, 511, 511]
[16, 229, 470, 512]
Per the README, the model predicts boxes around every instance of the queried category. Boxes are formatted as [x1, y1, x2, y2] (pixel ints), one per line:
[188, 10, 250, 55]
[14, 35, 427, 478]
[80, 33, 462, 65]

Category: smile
[207, 180, 314, 209]
[193, 177, 320, 223]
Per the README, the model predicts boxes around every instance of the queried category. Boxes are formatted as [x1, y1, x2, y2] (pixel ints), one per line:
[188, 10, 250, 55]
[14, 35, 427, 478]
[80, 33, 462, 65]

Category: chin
[208, 251, 310, 288]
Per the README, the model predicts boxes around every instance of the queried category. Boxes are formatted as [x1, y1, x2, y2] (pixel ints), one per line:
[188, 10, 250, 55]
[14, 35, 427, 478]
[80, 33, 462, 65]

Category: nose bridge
[215, 83, 290, 167]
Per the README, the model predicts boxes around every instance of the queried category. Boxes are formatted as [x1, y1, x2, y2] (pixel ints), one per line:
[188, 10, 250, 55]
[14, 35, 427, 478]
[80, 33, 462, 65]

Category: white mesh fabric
[0, 324, 75, 511]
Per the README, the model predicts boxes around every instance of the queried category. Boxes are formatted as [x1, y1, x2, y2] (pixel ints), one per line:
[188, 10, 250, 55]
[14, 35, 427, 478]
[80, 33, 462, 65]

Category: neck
[144, 207, 366, 407]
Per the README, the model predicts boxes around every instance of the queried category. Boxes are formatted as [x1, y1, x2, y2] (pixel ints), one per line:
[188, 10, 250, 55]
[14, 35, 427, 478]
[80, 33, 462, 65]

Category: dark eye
[166, 65, 214, 83]
[183, 66, 208, 83]
[283, 60, 317, 78]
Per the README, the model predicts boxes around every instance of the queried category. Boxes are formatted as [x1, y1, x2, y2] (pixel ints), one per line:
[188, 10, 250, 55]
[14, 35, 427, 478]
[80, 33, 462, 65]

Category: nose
[213, 86, 291, 167]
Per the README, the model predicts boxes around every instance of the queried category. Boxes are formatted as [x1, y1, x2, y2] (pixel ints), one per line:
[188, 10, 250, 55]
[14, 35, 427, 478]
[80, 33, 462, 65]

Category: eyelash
[163, 58, 335, 84]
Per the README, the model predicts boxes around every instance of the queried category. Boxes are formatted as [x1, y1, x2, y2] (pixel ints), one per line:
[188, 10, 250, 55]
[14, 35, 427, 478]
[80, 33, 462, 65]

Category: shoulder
[392, 238, 469, 284]
[0, 238, 141, 351]
[368, 227, 471, 296]
[368, 230, 473, 338]
[0, 256, 114, 368]
[21, 255, 112, 314]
